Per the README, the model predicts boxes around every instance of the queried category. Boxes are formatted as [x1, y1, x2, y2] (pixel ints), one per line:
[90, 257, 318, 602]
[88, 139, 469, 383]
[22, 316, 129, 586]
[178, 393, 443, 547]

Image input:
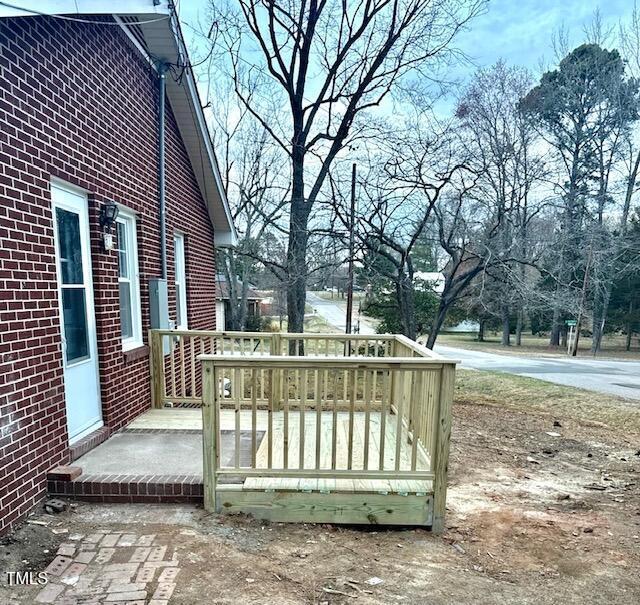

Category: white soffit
[0, 1, 170, 18]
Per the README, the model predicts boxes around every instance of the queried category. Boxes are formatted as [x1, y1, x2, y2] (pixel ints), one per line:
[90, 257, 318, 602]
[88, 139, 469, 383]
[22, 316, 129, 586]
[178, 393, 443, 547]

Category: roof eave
[0, 1, 237, 247]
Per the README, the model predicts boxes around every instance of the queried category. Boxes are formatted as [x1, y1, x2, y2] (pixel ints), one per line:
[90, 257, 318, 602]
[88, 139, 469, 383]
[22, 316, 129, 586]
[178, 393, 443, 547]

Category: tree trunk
[426, 300, 449, 349]
[478, 319, 485, 342]
[626, 299, 634, 351]
[501, 304, 511, 346]
[395, 273, 417, 340]
[515, 308, 523, 346]
[560, 325, 567, 349]
[591, 284, 611, 354]
[286, 147, 310, 347]
[550, 305, 561, 347]
[221, 251, 244, 331]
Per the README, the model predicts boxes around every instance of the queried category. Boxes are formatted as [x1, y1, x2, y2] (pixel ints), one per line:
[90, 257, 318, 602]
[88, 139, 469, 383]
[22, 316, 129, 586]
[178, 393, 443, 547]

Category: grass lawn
[455, 367, 640, 432]
[439, 332, 640, 360]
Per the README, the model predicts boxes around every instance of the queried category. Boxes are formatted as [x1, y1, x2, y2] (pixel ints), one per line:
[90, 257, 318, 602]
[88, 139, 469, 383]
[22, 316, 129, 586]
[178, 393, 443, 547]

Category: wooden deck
[128, 408, 431, 495]
[147, 331, 455, 529]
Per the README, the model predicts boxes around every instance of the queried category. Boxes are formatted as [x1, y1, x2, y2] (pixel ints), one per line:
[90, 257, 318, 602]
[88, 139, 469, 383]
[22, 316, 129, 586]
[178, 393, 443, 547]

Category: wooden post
[432, 363, 454, 533]
[388, 337, 398, 408]
[149, 330, 164, 408]
[270, 334, 282, 411]
[202, 360, 218, 512]
[271, 333, 282, 356]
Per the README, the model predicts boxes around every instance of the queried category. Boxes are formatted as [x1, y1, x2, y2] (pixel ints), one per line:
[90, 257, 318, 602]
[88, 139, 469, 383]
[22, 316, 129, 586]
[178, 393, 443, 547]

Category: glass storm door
[52, 183, 102, 442]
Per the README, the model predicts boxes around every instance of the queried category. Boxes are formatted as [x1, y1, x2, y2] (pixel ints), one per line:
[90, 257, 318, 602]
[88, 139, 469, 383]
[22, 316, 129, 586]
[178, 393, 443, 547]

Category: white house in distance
[414, 271, 480, 333]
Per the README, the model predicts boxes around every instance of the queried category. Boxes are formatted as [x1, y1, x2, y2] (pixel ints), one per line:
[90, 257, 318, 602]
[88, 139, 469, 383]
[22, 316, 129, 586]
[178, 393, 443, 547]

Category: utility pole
[571, 245, 593, 357]
[345, 163, 356, 334]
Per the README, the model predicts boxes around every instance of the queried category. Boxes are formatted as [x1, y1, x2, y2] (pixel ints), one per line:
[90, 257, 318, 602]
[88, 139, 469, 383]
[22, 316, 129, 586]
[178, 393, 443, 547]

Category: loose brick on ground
[74, 550, 95, 564]
[100, 534, 120, 548]
[157, 567, 179, 583]
[35, 582, 65, 603]
[129, 547, 151, 563]
[60, 562, 87, 586]
[95, 548, 115, 564]
[45, 556, 73, 577]
[107, 581, 146, 593]
[116, 534, 137, 547]
[104, 590, 147, 601]
[152, 583, 176, 601]
[136, 535, 156, 546]
[147, 546, 167, 562]
[57, 544, 76, 557]
[84, 533, 105, 544]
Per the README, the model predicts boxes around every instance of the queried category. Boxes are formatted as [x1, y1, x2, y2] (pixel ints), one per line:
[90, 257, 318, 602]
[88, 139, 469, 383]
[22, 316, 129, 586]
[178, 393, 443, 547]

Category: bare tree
[208, 78, 290, 329]
[205, 0, 485, 339]
[455, 61, 544, 346]
[329, 115, 462, 339]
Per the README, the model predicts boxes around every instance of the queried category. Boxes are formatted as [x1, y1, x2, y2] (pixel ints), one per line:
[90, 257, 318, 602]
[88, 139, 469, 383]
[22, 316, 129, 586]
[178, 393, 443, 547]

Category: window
[116, 210, 142, 350]
[174, 233, 188, 329]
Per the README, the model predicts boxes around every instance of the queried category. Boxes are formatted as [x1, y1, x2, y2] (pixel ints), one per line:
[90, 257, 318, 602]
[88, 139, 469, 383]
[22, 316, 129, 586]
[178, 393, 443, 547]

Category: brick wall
[0, 15, 217, 534]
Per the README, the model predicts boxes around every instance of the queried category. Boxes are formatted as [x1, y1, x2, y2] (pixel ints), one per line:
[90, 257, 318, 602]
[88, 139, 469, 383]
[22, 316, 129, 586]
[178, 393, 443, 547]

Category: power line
[0, 1, 170, 25]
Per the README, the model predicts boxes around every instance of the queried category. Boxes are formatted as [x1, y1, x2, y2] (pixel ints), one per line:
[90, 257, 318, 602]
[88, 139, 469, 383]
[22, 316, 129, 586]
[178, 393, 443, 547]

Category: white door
[52, 183, 102, 442]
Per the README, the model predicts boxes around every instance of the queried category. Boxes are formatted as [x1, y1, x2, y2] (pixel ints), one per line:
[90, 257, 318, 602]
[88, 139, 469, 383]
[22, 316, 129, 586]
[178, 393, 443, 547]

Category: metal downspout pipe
[158, 62, 168, 280]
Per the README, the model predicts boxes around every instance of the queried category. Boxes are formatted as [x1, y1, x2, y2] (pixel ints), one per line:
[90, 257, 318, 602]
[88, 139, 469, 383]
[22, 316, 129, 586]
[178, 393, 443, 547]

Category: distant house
[0, 1, 236, 534]
[414, 271, 446, 294]
[414, 271, 480, 333]
[215, 275, 263, 331]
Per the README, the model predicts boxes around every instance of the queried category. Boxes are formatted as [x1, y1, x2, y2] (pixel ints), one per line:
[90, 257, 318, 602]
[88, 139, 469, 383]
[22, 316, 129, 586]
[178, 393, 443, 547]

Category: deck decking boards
[127, 408, 432, 495]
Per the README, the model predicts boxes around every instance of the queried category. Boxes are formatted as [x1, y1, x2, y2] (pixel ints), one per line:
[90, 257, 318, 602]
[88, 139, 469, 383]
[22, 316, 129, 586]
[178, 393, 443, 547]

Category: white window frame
[116, 209, 143, 351]
[174, 232, 188, 329]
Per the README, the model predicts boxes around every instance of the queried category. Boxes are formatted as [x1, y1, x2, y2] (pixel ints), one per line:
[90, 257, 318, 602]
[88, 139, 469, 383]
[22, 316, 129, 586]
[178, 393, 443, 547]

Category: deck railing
[148, 330, 397, 408]
[148, 330, 455, 531]
[148, 330, 455, 529]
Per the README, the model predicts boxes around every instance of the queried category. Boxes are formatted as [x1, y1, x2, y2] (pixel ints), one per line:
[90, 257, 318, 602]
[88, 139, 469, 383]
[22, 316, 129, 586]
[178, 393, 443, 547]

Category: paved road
[307, 291, 376, 334]
[434, 344, 640, 400]
[306, 291, 640, 400]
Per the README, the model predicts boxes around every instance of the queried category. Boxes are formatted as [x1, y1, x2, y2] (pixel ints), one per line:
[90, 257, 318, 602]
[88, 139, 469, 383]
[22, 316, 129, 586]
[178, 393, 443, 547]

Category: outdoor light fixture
[99, 200, 119, 251]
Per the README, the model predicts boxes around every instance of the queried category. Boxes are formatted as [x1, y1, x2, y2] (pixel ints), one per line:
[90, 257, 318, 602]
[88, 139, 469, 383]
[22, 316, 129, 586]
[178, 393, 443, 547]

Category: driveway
[307, 291, 376, 334]
[434, 344, 640, 400]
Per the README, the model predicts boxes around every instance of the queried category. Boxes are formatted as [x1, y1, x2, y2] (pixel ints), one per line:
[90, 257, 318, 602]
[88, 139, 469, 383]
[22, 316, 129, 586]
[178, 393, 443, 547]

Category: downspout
[158, 62, 168, 280]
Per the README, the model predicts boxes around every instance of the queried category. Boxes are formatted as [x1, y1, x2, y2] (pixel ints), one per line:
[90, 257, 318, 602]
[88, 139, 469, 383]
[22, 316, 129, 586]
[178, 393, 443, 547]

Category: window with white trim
[174, 233, 188, 329]
[116, 210, 143, 350]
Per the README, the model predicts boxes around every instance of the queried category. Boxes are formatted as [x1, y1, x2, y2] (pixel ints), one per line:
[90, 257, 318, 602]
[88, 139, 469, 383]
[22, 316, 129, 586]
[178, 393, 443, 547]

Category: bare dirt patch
[2, 380, 639, 604]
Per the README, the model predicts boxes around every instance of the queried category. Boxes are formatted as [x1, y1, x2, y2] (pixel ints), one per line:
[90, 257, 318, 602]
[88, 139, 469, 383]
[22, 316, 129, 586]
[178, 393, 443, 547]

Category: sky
[176, 0, 636, 84]
[455, 0, 633, 75]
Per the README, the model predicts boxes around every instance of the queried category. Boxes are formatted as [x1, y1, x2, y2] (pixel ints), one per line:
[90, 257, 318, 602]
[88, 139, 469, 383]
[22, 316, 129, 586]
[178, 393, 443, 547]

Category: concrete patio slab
[74, 430, 264, 477]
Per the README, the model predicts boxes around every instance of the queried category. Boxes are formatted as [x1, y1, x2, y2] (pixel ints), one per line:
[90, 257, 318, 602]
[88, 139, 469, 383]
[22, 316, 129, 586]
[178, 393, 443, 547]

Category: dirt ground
[2, 393, 639, 604]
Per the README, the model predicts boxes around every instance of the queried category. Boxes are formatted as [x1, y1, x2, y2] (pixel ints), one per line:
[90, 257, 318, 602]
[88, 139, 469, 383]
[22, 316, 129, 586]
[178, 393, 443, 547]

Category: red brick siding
[0, 15, 217, 535]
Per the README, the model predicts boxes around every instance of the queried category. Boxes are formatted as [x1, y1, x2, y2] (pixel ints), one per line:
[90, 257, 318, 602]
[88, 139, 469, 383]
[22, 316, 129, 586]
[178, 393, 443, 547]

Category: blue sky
[177, 0, 636, 82]
[455, 0, 633, 75]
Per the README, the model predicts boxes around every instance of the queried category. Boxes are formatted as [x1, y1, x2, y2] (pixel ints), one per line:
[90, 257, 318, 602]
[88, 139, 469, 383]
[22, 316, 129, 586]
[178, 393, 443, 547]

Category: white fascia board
[183, 67, 238, 246]
[167, 11, 238, 247]
[0, 1, 171, 18]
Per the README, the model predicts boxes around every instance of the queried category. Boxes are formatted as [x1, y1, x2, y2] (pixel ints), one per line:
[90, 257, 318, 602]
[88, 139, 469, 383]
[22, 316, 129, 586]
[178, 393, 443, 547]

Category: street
[306, 291, 376, 334]
[307, 291, 640, 400]
[434, 344, 640, 401]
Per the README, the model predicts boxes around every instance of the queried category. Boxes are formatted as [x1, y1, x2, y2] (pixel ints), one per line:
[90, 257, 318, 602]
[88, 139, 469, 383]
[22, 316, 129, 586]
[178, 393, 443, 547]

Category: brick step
[47, 474, 203, 504]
